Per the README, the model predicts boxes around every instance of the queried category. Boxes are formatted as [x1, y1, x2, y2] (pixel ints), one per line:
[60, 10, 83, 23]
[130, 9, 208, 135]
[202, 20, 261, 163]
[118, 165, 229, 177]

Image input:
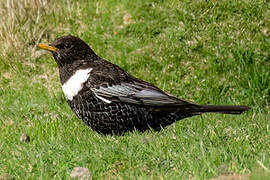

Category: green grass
[0, 0, 269, 179]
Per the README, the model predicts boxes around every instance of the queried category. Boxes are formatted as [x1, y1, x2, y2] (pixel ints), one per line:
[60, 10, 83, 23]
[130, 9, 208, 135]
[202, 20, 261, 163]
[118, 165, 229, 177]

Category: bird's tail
[192, 104, 250, 115]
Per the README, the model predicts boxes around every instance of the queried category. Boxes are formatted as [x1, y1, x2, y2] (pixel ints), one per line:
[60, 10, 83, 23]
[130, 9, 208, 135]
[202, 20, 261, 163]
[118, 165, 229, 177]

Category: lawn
[0, 0, 269, 179]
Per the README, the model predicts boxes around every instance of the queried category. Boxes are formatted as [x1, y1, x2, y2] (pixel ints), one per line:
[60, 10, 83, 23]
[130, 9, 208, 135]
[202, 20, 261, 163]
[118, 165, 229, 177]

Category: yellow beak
[37, 43, 58, 52]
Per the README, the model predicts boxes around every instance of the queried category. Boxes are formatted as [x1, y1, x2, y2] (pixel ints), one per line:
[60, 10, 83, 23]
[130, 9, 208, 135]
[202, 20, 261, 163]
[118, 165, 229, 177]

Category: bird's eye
[64, 43, 72, 49]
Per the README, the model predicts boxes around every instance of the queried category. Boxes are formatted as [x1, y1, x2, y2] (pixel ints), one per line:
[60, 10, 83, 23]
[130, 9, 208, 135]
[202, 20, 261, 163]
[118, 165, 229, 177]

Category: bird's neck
[59, 63, 76, 85]
[58, 58, 97, 85]
[57, 53, 100, 85]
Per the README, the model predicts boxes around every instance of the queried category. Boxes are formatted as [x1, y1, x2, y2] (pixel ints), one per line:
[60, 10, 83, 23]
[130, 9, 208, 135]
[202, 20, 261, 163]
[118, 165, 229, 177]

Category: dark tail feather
[194, 104, 250, 115]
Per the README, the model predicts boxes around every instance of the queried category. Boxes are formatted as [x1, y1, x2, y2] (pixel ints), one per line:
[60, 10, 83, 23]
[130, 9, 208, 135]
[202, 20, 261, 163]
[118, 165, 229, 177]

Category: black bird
[38, 35, 250, 135]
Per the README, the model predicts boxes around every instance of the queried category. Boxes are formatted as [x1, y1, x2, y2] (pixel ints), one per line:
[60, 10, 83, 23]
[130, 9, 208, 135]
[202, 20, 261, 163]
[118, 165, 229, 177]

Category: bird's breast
[61, 68, 93, 100]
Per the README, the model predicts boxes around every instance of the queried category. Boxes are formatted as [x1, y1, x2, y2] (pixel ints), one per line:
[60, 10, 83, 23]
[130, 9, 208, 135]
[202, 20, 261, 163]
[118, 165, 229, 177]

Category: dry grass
[0, 0, 47, 57]
[0, 0, 82, 59]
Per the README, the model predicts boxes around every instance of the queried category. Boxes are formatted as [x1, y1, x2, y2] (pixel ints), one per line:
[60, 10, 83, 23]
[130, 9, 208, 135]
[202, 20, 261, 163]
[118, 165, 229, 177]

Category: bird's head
[37, 35, 96, 67]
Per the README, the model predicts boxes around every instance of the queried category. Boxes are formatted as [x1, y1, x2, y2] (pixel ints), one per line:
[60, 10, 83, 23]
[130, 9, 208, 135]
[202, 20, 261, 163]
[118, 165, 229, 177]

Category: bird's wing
[92, 83, 181, 106]
[86, 68, 191, 107]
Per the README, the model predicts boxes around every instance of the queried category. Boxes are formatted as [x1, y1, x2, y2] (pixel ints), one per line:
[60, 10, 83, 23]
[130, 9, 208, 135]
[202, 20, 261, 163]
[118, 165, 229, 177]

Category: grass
[0, 0, 269, 179]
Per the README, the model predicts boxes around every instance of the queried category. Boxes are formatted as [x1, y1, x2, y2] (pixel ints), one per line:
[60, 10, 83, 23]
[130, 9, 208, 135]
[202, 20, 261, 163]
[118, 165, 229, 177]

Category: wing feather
[85, 63, 192, 107]
[92, 83, 187, 106]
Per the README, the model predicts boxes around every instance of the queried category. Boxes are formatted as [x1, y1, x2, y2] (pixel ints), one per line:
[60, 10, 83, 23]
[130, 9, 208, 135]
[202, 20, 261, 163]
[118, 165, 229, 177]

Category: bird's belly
[67, 92, 191, 134]
[68, 92, 153, 134]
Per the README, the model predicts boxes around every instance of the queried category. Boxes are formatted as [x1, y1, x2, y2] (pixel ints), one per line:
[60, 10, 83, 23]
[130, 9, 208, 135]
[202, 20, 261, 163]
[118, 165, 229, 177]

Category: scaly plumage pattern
[38, 35, 250, 135]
